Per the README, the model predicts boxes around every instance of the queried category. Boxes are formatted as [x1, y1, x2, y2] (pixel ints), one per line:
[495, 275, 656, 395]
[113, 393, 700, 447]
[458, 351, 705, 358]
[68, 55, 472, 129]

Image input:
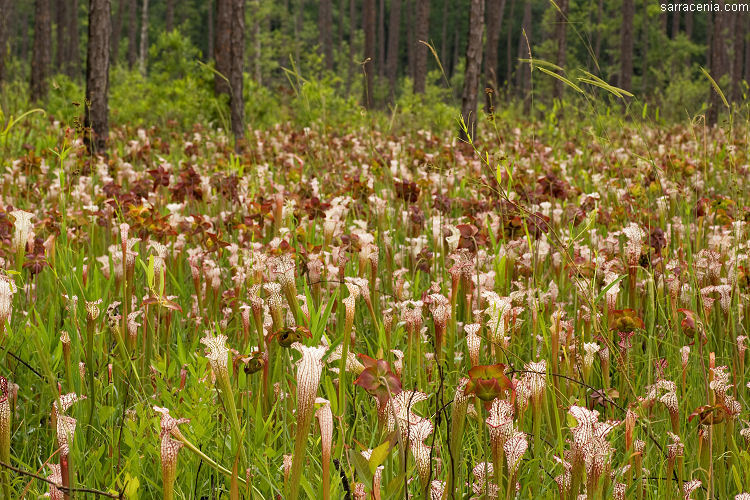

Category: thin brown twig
[0, 460, 122, 499]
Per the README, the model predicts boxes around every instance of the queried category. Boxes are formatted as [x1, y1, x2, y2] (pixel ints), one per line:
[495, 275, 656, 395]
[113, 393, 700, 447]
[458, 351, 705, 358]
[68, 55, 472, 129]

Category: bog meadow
[0, 0, 750, 499]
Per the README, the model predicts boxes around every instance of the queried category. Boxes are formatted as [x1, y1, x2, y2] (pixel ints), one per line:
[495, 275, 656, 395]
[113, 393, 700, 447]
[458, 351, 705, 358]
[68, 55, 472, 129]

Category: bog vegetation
[1, 1, 750, 499]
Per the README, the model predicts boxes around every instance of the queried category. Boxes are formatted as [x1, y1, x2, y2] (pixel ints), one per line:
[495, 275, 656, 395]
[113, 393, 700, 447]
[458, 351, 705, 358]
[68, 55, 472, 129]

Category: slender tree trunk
[484, 0, 506, 112]
[112, 0, 125, 65]
[406, 0, 415, 80]
[386, 0, 402, 101]
[230, 0, 245, 149]
[552, 0, 568, 101]
[67, 0, 80, 77]
[138, 0, 149, 74]
[708, 4, 728, 125]
[451, 1, 461, 78]
[440, 0, 448, 67]
[31, 0, 52, 102]
[338, 0, 346, 48]
[165, 0, 174, 31]
[731, 11, 743, 102]
[413, 0, 430, 93]
[56, 0, 66, 70]
[215, 0, 231, 94]
[85, 0, 111, 154]
[641, 0, 649, 95]
[619, 0, 634, 91]
[0, 0, 11, 86]
[127, 0, 137, 68]
[516, 0, 532, 109]
[671, 11, 679, 38]
[208, 0, 214, 61]
[505, 0, 515, 89]
[685, 6, 693, 39]
[363, 0, 376, 108]
[319, 0, 334, 71]
[378, 0, 385, 76]
[461, 0, 485, 139]
[346, 0, 356, 94]
[252, 0, 261, 83]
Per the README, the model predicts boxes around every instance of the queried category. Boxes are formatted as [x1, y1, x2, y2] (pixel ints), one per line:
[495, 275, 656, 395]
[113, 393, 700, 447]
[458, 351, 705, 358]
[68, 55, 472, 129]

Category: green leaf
[349, 449, 374, 486]
[368, 440, 392, 474]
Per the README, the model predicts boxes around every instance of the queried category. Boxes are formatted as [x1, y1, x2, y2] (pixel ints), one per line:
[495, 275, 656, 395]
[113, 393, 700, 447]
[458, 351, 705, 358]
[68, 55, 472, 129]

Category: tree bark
[484, 0, 506, 112]
[363, 0, 376, 108]
[229, 0, 245, 148]
[670, 11, 679, 38]
[0, 0, 11, 85]
[406, 0, 414, 80]
[112, 0, 125, 65]
[685, 6, 693, 39]
[85, 0, 111, 154]
[461, 0, 485, 139]
[56, 0, 65, 70]
[208, 0, 214, 62]
[319, 0, 334, 71]
[516, 0, 532, 106]
[346, 0, 356, 94]
[378, 0, 385, 76]
[413, 0, 430, 93]
[707, 4, 729, 125]
[127, 0, 137, 68]
[251, 0, 261, 83]
[440, 0, 448, 68]
[505, 0, 515, 89]
[215, 0, 231, 94]
[731, 10, 743, 102]
[66, 0, 80, 77]
[165, 0, 174, 32]
[552, 0, 568, 101]
[619, 0, 634, 91]
[386, 0, 402, 101]
[138, 0, 149, 74]
[31, 0, 52, 102]
[640, 0, 649, 95]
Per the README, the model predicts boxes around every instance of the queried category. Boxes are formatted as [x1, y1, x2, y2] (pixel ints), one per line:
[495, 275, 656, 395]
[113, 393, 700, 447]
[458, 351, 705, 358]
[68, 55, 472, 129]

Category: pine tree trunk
[516, 0, 532, 106]
[230, 0, 245, 149]
[138, 0, 149, 74]
[363, 0, 376, 108]
[67, 0, 80, 77]
[85, 0, 111, 154]
[671, 11, 679, 38]
[553, 0, 568, 101]
[640, 0, 649, 95]
[165, 0, 174, 32]
[484, 0, 506, 112]
[413, 0, 430, 93]
[619, 0, 634, 91]
[112, 0, 125, 65]
[56, 0, 66, 70]
[127, 0, 137, 68]
[386, 0, 402, 101]
[708, 4, 728, 125]
[0, 0, 10, 85]
[731, 11, 743, 102]
[460, 0, 485, 139]
[685, 7, 693, 39]
[319, 0, 334, 71]
[252, 0, 261, 83]
[406, 0, 414, 80]
[346, 0, 356, 94]
[215, 0, 231, 94]
[31, 0, 52, 102]
[378, 0, 385, 76]
[208, 0, 214, 61]
[505, 0, 515, 89]
[440, 0, 448, 67]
